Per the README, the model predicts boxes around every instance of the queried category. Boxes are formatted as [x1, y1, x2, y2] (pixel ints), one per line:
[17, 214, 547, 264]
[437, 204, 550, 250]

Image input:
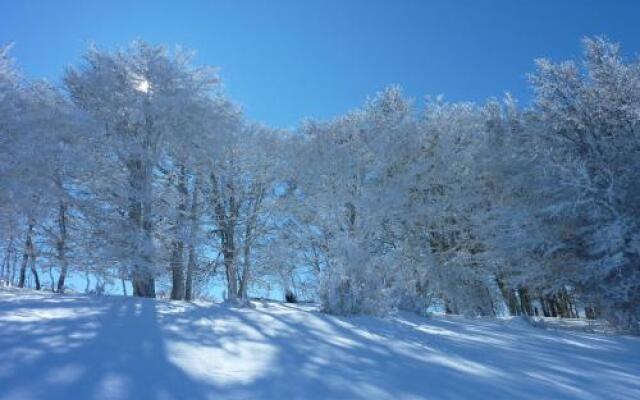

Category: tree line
[0, 38, 638, 333]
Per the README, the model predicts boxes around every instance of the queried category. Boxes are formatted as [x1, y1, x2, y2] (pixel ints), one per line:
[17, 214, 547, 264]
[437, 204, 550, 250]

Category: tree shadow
[0, 295, 215, 400]
[158, 300, 640, 399]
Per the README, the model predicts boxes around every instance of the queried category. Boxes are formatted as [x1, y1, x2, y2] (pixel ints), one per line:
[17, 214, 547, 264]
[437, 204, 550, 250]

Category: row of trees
[1, 38, 638, 332]
[0, 42, 287, 302]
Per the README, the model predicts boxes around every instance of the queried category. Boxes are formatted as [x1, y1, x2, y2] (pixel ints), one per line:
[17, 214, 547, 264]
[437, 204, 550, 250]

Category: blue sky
[2, 0, 640, 128]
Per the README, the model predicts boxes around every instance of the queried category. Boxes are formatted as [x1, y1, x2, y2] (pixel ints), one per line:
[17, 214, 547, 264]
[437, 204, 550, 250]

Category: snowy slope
[0, 289, 638, 400]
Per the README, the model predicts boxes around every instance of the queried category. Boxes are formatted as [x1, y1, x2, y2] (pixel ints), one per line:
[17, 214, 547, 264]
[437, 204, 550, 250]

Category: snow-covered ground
[0, 288, 638, 400]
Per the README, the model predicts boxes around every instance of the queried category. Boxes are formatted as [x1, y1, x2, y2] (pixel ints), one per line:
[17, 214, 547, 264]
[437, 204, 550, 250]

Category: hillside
[0, 288, 638, 400]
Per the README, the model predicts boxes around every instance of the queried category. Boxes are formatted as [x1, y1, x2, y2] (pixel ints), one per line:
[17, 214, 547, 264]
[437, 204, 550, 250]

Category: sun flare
[136, 79, 150, 93]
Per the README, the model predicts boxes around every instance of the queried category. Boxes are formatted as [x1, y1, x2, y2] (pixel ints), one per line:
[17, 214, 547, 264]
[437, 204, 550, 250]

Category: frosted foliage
[0, 38, 638, 333]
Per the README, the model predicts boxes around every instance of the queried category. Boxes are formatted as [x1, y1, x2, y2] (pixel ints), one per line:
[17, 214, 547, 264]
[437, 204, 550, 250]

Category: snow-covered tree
[64, 41, 221, 297]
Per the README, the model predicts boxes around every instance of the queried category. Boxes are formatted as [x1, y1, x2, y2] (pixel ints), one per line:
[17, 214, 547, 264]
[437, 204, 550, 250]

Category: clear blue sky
[2, 0, 640, 128]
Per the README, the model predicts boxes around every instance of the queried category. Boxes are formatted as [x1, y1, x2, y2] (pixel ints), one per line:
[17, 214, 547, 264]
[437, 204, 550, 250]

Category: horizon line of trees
[0, 37, 638, 333]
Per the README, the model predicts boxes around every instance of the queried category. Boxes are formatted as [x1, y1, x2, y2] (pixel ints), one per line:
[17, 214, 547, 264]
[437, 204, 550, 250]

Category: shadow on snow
[0, 291, 639, 400]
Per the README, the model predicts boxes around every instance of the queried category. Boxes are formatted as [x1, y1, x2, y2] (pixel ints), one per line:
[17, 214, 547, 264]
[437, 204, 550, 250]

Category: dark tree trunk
[547, 296, 559, 317]
[518, 287, 533, 316]
[185, 245, 195, 301]
[238, 229, 250, 299]
[9, 248, 17, 285]
[170, 165, 188, 300]
[29, 250, 40, 290]
[506, 290, 521, 315]
[127, 157, 156, 299]
[18, 244, 28, 288]
[132, 266, 156, 298]
[184, 176, 199, 302]
[238, 245, 250, 300]
[495, 275, 520, 315]
[170, 240, 185, 300]
[132, 264, 156, 298]
[238, 184, 264, 300]
[540, 297, 551, 317]
[84, 272, 90, 293]
[560, 291, 577, 318]
[132, 277, 156, 297]
[585, 306, 598, 320]
[444, 297, 458, 314]
[56, 202, 69, 293]
[223, 234, 237, 301]
[18, 223, 34, 288]
[2, 236, 15, 283]
[210, 172, 239, 302]
[285, 290, 298, 303]
[557, 293, 568, 318]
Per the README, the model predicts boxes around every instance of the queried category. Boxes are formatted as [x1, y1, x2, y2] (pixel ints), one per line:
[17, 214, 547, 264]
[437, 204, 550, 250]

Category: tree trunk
[170, 240, 185, 300]
[585, 306, 598, 320]
[48, 267, 55, 292]
[222, 216, 238, 301]
[18, 222, 34, 288]
[547, 296, 558, 317]
[127, 157, 156, 299]
[501, 289, 519, 316]
[10, 248, 17, 285]
[518, 287, 533, 316]
[185, 246, 195, 301]
[222, 203, 238, 302]
[184, 176, 199, 302]
[132, 268, 156, 298]
[495, 275, 519, 315]
[238, 183, 264, 301]
[2, 236, 15, 283]
[170, 165, 188, 300]
[18, 251, 27, 288]
[85, 272, 90, 293]
[540, 297, 551, 317]
[95, 277, 105, 295]
[56, 201, 69, 293]
[28, 242, 40, 291]
[560, 291, 577, 318]
[239, 242, 250, 300]
[136, 199, 156, 298]
[224, 230, 237, 301]
[210, 172, 239, 302]
[444, 297, 458, 314]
